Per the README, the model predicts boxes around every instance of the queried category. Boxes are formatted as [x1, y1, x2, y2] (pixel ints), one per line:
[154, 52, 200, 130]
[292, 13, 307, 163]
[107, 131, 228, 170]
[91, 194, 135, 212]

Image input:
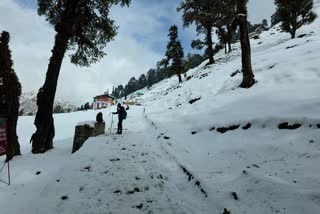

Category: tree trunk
[177, 72, 182, 83]
[290, 16, 297, 39]
[227, 25, 232, 53]
[206, 26, 215, 65]
[224, 43, 227, 54]
[290, 27, 296, 39]
[237, 0, 255, 88]
[31, 29, 70, 154]
[6, 112, 20, 161]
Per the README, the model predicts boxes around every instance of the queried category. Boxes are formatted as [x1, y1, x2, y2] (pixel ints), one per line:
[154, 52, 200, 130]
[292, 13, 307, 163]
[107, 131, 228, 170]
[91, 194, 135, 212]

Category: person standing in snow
[112, 103, 126, 134]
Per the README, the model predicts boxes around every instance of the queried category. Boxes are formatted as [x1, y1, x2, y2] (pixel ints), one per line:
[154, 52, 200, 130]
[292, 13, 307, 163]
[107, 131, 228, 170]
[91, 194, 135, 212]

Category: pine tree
[117, 85, 124, 98]
[31, 0, 130, 154]
[128, 77, 138, 94]
[184, 53, 203, 71]
[147, 69, 156, 88]
[275, 0, 317, 39]
[216, 27, 228, 54]
[261, 19, 269, 30]
[162, 25, 184, 83]
[271, 10, 281, 27]
[178, 0, 223, 65]
[137, 74, 147, 90]
[219, 0, 237, 53]
[232, 0, 255, 88]
[0, 31, 22, 161]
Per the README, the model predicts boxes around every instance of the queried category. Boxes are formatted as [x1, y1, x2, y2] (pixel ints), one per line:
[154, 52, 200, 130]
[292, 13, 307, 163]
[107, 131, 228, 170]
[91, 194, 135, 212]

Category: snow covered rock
[72, 121, 105, 153]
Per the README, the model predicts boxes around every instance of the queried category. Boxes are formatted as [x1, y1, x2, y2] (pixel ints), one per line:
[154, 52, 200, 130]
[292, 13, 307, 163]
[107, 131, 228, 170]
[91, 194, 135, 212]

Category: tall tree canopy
[177, 0, 223, 65]
[0, 31, 22, 161]
[31, 0, 131, 154]
[275, 0, 317, 39]
[162, 25, 184, 83]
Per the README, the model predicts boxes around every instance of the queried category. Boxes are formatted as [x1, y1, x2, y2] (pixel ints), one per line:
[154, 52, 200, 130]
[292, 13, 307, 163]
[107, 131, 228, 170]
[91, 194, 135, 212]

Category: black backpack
[96, 112, 103, 122]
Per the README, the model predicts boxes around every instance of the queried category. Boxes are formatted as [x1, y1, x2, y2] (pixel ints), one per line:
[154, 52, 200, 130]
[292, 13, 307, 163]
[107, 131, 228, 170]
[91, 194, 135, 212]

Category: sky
[0, 0, 275, 105]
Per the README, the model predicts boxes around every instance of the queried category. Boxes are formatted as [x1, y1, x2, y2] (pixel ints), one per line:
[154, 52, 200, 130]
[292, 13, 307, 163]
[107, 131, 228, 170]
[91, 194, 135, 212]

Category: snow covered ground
[1, 3, 320, 214]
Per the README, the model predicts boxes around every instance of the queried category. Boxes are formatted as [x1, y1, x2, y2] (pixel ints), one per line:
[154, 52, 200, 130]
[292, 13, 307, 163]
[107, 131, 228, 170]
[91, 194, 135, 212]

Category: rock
[134, 187, 141, 192]
[278, 122, 302, 130]
[72, 121, 105, 153]
[242, 123, 252, 130]
[61, 195, 69, 200]
[223, 208, 231, 214]
[231, 192, 239, 200]
[217, 125, 240, 134]
[135, 204, 143, 209]
[230, 70, 241, 77]
[189, 97, 201, 104]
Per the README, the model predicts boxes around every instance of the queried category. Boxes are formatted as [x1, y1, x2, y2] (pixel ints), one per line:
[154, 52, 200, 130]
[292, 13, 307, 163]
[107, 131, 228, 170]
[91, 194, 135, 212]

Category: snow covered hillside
[1, 3, 320, 214]
[137, 4, 320, 214]
[19, 92, 77, 115]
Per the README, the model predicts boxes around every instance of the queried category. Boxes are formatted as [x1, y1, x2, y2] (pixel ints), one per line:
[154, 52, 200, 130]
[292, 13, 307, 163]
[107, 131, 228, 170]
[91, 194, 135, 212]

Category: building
[93, 93, 116, 110]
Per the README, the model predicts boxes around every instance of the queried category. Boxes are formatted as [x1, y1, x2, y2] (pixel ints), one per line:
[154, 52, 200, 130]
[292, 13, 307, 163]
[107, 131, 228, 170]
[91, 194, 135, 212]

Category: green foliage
[0, 31, 22, 159]
[275, 0, 317, 38]
[177, 0, 224, 64]
[162, 25, 184, 82]
[137, 74, 147, 90]
[0, 31, 22, 116]
[37, 0, 131, 66]
[271, 10, 281, 27]
[147, 69, 157, 88]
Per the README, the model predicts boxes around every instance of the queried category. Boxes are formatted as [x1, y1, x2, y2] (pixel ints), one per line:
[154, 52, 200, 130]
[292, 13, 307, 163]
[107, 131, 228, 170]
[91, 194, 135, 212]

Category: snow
[77, 120, 97, 128]
[1, 4, 320, 214]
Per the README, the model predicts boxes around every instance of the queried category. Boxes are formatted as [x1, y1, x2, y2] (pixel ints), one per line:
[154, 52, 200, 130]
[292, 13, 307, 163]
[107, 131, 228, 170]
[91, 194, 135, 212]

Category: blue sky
[2, 0, 275, 104]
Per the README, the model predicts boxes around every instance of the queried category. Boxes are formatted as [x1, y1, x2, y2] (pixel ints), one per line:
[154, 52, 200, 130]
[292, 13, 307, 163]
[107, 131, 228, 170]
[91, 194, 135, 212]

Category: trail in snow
[0, 107, 210, 214]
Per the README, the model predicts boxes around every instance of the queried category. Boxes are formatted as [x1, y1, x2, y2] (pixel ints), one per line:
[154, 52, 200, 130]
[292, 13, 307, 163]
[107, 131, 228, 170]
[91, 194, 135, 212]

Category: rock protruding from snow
[72, 121, 105, 153]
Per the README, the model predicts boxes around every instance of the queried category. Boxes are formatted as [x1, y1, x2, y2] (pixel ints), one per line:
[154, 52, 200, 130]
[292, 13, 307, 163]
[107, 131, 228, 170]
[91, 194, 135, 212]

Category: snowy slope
[138, 5, 320, 214]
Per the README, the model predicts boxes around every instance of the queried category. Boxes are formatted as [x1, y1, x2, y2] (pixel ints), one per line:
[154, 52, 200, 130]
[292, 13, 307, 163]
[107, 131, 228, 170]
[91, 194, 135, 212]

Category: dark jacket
[113, 106, 125, 120]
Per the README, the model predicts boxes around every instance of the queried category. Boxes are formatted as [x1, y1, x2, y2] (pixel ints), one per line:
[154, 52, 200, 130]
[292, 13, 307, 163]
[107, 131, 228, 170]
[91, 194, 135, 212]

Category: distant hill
[19, 92, 77, 116]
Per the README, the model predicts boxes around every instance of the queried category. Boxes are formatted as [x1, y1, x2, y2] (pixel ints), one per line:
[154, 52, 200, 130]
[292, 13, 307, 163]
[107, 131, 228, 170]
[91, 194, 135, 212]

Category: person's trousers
[117, 119, 123, 134]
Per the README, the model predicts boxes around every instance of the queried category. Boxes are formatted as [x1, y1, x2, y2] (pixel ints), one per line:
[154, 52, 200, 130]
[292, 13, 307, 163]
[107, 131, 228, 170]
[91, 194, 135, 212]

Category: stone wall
[72, 121, 105, 153]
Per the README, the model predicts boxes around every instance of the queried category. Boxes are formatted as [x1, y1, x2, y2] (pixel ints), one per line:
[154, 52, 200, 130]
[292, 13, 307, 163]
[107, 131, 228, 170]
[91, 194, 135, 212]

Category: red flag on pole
[0, 118, 8, 156]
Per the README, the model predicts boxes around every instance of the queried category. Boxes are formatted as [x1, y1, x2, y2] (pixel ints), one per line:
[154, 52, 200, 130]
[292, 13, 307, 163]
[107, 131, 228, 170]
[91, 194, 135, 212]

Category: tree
[147, 69, 156, 88]
[261, 19, 268, 29]
[271, 10, 281, 27]
[178, 0, 223, 65]
[184, 53, 203, 71]
[31, 0, 130, 153]
[117, 84, 124, 98]
[162, 25, 184, 83]
[218, 0, 237, 53]
[216, 27, 228, 54]
[275, 0, 317, 39]
[232, 0, 255, 88]
[84, 102, 90, 110]
[0, 31, 22, 161]
[137, 74, 147, 90]
[127, 77, 138, 94]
